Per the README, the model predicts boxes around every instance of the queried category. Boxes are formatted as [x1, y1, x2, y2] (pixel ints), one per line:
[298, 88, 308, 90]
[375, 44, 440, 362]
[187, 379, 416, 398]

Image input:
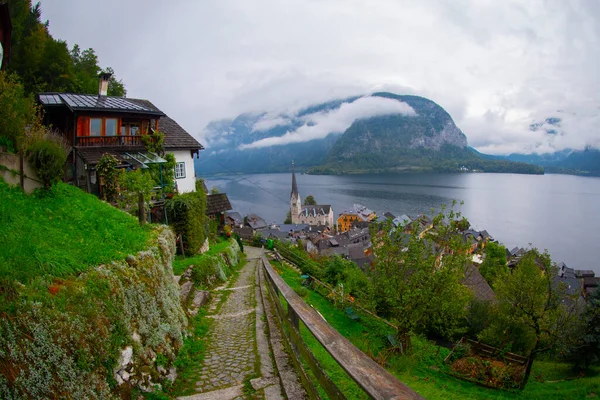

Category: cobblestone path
[195, 256, 257, 393]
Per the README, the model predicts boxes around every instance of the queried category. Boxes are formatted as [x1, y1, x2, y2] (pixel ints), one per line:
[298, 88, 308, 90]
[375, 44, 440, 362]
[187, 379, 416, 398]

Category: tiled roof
[299, 205, 332, 217]
[38, 93, 164, 115]
[463, 265, 496, 302]
[206, 193, 232, 215]
[159, 116, 204, 150]
[127, 99, 204, 151]
[75, 146, 144, 165]
[247, 213, 267, 230]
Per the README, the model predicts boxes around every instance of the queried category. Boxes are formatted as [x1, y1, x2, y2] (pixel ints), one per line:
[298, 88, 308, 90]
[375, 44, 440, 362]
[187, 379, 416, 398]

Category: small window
[90, 118, 102, 136]
[105, 118, 118, 136]
[121, 123, 128, 136]
[175, 162, 186, 179]
[130, 124, 139, 136]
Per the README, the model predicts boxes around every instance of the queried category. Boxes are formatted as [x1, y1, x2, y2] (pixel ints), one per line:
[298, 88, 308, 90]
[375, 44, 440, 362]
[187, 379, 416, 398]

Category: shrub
[27, 134, 68, 188]
[165, 186, 207, 255]
[96, 153, 120, 202]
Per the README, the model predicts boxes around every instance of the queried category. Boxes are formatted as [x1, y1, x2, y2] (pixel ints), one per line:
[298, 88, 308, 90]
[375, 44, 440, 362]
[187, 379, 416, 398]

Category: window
[105, 118, 118, 136]
[121, 123, 127, 136]
[90, 118, 102, 136]
[175, 162, 186, 179]
[130, 124, 139, 136]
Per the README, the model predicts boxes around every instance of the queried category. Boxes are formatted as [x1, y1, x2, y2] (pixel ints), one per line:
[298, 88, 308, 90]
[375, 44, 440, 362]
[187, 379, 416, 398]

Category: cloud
[251, 115, 291, 132]
[239, 96, 416, 149]
[40, 0, 600, 155]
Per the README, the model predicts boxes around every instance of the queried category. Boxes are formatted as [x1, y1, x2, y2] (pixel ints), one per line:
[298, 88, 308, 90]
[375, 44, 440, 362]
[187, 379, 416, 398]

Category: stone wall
[0, 226, 187, 399]
[0, 152, 43, 193]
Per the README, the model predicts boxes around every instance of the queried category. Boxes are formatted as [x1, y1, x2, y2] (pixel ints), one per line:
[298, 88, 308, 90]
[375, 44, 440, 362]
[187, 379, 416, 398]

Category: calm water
[206, 172, 600, 274]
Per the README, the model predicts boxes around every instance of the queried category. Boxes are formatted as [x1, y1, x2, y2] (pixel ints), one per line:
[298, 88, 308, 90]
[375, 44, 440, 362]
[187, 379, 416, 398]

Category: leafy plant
[118, 169, 155, 220]
[27, 133, 68, 189]
[165, 187, 207, 255]
[96, 153, 121, 203]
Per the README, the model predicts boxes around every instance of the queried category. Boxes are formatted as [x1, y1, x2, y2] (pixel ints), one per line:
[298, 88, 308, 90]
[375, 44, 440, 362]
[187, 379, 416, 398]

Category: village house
[289, 162, 334, 227]
[225, 211, 244, 228]
[246, 213, 267, 231]
[206, 193, 232, 225]
[337, 204, 376, 233]
[37, 74, 203, 196]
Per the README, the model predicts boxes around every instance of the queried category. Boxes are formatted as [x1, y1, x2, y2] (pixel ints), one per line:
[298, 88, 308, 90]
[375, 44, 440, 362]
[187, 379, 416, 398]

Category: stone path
[178, 247, 293, 400]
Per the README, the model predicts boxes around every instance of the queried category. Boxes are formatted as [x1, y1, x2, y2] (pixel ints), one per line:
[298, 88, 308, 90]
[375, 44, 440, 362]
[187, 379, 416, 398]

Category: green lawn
[172, 239, 232, 275]
[0, 180, 151, 282]
[273, 260, 600, 400]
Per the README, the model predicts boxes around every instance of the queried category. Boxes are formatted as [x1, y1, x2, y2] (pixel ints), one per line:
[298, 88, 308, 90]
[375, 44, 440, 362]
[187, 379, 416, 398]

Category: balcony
[76, 135, 143, 147]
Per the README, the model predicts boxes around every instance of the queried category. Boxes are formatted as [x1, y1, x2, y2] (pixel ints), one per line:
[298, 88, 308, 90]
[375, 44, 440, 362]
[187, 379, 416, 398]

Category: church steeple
[291, 160, 299, 199]
[290, 161, 301, 224]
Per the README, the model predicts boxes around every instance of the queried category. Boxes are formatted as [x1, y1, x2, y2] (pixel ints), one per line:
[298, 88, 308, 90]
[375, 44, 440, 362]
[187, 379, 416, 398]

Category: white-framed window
[175, 162, 186, 179]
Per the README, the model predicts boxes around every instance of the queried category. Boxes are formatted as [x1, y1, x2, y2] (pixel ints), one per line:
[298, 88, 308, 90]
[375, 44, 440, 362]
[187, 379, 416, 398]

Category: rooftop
[38, 93, 164, 116]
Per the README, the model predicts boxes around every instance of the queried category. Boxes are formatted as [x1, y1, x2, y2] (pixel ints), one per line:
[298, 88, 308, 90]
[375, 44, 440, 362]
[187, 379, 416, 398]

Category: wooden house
[206, 193, 232, 225]
[37, 74, 203, 195]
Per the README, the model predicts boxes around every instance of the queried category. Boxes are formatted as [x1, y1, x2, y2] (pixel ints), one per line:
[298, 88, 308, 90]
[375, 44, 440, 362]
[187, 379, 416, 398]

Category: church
[290, 162, 334, 227]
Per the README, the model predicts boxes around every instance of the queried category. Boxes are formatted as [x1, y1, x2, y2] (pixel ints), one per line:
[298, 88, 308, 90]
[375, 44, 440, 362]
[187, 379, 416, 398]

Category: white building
[290, 162, 334, 227]
[160, 116, 204, 193]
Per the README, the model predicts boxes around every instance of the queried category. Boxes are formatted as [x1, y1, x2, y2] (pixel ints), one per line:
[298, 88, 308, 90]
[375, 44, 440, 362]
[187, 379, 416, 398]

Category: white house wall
[171, 150, 197, 193]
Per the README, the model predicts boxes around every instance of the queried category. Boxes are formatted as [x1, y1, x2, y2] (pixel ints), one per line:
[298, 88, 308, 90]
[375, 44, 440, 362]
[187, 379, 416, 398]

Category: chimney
[98, 72, 112, 96]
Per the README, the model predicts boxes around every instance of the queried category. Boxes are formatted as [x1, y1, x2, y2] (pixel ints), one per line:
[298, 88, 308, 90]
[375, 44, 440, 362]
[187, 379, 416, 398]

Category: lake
[205, 172, 600, 275]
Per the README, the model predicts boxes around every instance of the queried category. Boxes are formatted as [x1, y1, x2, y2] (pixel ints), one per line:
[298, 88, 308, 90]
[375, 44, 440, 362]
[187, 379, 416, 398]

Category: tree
[370, 206, 472, 351]
[118, 169, 155, 224]
[304, 195, 317, 205]
[96, 154, 121, 203]
[284, 210, 292, 224]
[560, 288, 600, 370]
[480, 250, 573, 385]
[479, 242, 508, 288]
[210, 186, 220, 194]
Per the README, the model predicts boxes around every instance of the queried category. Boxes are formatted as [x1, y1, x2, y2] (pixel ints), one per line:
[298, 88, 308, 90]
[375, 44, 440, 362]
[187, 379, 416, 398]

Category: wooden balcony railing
[260, 249, 423, 400]
[76, 136, 143, 147]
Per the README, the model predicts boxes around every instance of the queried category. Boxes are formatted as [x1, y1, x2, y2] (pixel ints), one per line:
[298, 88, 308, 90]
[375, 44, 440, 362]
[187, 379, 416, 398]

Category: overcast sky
[40, 0, 600, 155]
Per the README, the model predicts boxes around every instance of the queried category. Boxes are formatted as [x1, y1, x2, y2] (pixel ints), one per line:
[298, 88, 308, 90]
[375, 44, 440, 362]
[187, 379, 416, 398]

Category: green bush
[165, 186, 207, 255]
[27, 136, 67, 188]
[294, 286, 309, 298]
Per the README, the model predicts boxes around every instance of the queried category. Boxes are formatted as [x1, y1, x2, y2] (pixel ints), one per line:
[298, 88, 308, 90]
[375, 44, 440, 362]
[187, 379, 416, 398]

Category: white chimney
[98, 72, 112, 96]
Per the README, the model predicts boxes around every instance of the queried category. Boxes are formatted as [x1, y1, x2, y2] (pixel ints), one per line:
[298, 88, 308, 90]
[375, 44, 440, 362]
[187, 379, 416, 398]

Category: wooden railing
[260, 250, 423, 400]
[76, 136, 143, 147]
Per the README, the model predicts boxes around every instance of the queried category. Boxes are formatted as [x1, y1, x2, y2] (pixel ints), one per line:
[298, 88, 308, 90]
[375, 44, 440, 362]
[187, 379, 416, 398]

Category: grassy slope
[273, 261, 600, 400]
[0, 180, 150, 282]
[172, 239, 232, 275]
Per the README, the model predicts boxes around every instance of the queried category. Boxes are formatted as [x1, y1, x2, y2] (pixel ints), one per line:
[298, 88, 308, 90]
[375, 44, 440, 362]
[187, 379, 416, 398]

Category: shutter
[77, 117, 90, 136]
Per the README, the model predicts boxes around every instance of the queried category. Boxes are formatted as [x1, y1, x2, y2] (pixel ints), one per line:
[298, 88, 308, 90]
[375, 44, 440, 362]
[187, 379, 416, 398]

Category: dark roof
[159, 116, 204, 150]
[247, 213, 267, 230]
[279, 224, 308, 232]
[233, 226, 253, 240]
[463, 265, 496, 302]
[299, 205, 332, 217]
[226, 211, 243, 225]
[75, 146, 143, 165]
[583, 276, 599, 288]
[206, 193, 232, 215]
[128, 99, 203, 151]
[383, 212, 396, 219]
[577, 270, 596, 278]
[38, 93, 164, 116]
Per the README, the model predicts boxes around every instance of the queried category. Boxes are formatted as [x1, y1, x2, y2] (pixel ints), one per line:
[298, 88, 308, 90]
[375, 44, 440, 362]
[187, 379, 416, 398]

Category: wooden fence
[260, 249, 423, 399]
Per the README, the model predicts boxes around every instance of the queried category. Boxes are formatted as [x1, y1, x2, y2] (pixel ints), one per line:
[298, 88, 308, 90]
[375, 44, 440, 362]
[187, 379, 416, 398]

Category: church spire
[291, 160, 299, 199]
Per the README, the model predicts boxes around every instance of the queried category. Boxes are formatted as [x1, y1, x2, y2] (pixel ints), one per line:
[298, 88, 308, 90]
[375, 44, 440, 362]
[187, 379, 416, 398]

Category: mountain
[196, 92, 542, 176]
[490, 148, 600, 176]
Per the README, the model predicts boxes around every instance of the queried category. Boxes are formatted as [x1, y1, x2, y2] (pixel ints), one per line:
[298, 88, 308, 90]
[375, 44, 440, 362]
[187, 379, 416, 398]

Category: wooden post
[138, 192, 146, 225]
